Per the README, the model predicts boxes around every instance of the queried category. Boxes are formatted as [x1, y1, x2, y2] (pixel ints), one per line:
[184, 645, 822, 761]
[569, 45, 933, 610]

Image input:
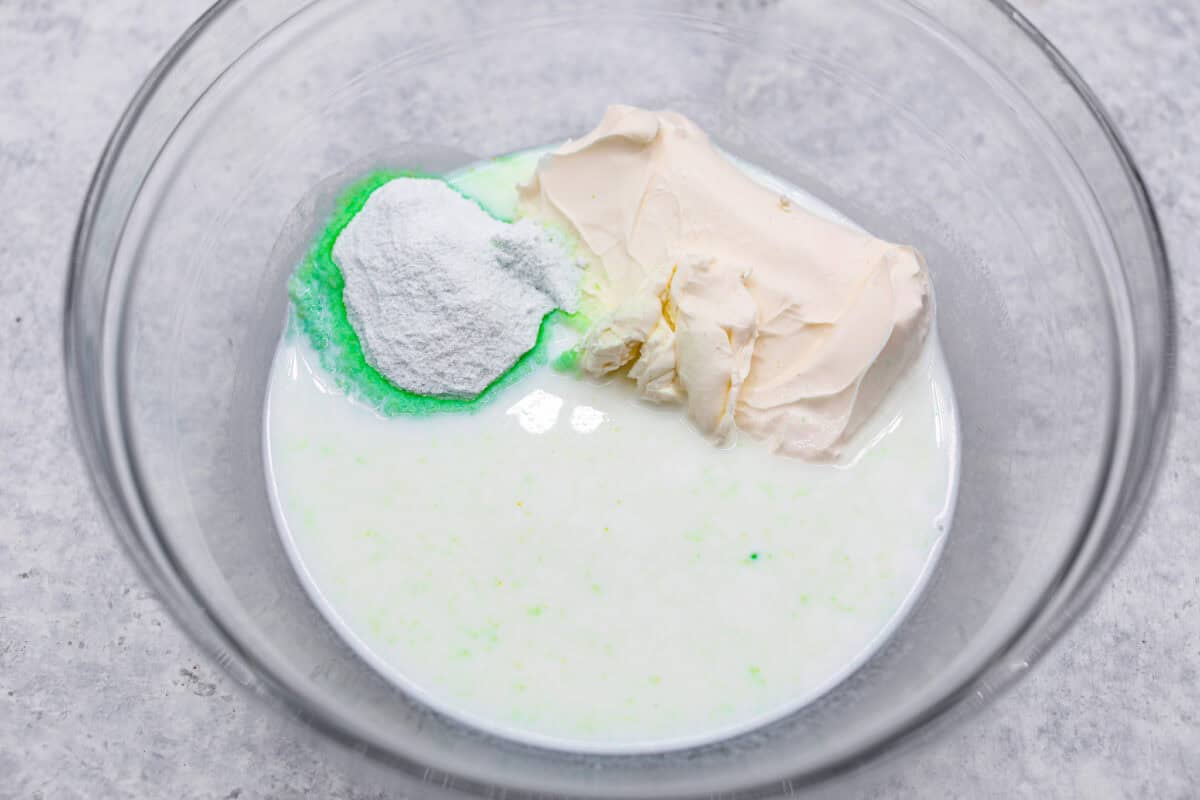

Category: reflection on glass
[506, 389, 563, 434]
[569, 405, 606, 434]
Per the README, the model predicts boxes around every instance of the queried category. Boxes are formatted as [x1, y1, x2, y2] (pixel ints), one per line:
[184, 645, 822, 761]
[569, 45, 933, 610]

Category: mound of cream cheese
[519, 105, 931, 460]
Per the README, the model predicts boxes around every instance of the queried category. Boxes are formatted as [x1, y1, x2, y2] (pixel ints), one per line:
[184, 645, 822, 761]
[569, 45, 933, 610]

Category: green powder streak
[287, 170, 566, 416]
[549, 316, 590, 373]
[552, 347, 582, 373]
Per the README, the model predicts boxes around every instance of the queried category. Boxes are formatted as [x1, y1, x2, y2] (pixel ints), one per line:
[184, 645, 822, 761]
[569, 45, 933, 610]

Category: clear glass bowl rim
[63, 0, 1177, 794]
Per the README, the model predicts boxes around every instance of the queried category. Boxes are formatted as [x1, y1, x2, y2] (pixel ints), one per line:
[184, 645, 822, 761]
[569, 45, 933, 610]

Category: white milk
[264, 152, 960, 752]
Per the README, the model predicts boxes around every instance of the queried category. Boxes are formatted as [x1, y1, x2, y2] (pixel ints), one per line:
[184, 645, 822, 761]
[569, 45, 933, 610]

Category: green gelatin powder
[287, 170, 568, 415]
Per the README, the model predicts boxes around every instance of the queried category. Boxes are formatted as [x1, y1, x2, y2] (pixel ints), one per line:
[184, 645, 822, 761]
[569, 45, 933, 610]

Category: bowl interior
[71, 1, 1171, 796]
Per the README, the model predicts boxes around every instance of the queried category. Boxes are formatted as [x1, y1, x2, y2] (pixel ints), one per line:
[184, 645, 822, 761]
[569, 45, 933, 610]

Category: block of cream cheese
[519, 105, 931, 460]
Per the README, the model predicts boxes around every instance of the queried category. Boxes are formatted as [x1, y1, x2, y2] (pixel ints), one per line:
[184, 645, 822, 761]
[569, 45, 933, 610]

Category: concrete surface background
[1, 0, 1196, 797]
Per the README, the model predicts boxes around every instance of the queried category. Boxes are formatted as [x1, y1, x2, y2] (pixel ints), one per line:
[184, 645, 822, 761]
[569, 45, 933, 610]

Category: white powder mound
[333, 177, 580, 399]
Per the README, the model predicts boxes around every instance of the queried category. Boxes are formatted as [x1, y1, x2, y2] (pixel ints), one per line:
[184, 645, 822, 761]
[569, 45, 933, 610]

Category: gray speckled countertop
[1, 1, 1196, 797]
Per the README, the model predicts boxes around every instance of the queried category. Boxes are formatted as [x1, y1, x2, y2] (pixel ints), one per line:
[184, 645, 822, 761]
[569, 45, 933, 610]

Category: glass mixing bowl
[65, 0, 1174, 796]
